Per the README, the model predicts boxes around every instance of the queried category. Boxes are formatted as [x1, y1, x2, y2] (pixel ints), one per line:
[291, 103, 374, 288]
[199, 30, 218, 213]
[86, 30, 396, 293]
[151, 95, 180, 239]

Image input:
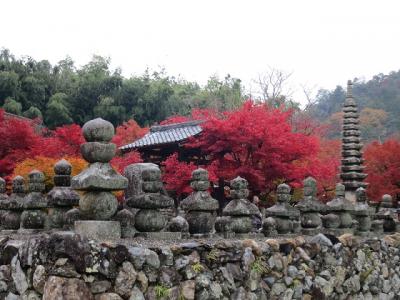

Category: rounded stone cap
[29, 170, 45, 183]
[191, 168, 208, 181]
[12, 175, 25, 193]
[303, 177, 317, 197]
[335, 183, 345, 197]
[356, 187, 367, 202]
[230, 176, 248, 190]
[277, 183, 290, 194]
[13, 176, 25, 184]
[82, 118, 114, 142]
[54, 159, 72, 175]
[381, 194, 393, 207]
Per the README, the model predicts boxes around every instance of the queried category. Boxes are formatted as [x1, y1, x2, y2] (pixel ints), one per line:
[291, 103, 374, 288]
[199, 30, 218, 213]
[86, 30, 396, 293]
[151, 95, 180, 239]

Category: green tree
[23, 106, 42, 119]
[0, 71, 19, 105]
[3, 97, 22, 115]
[93, 96, 126, 126]
[45, 93, 73, 128]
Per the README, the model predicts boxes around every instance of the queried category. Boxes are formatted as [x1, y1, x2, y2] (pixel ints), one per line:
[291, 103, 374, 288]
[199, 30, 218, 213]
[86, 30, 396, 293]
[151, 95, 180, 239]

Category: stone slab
[134, 232, 183, 240]
[75, 221, 121, 240]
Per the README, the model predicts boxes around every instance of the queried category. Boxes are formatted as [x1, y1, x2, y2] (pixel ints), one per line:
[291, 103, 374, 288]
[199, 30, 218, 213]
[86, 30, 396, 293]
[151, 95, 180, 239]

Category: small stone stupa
[1, 176, 25, 230]
[295, 177, 325, 234]
[263, 183, 300, 235]
[126, 164, 175, 237]
[21, 170, 48, 230]
[376, 194, 398, 232]
[221, 177, 261, 236]
[340, 80, 368, 202]
[353, 187, 373, 235]
[325, 183, 354, 234]
[47, 159, 80, 229]
[72, 118, 128, 240]
[181, 168, 219, 235]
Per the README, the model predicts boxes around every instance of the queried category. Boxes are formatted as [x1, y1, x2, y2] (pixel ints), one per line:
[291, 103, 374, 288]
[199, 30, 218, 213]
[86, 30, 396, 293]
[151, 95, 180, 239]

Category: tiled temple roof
[120, 120, 203, 151]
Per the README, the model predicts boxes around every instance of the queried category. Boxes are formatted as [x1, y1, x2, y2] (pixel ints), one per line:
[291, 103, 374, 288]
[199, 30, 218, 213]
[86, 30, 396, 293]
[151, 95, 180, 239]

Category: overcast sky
[1, 0, 400, 104]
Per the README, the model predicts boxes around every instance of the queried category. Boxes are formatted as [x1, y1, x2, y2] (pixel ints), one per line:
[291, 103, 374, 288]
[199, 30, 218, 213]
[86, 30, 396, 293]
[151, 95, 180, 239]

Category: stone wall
[1, 232, 400, 300]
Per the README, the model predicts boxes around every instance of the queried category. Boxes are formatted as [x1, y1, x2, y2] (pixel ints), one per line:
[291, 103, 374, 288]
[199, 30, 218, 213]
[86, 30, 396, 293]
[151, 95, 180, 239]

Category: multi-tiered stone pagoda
[340, 80, 368, 202]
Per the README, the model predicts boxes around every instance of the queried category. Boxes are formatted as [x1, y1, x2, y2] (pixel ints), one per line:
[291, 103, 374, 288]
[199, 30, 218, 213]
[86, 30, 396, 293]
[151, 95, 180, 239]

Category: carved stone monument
[72, 118, 128, 240]
[353, 187, 373, 236]
[126, 164, 176, 238]
[295, 177, 325, 235]
[1, 176, 25, 230]
[325, 183, 354, 234]
[0, 177, 8, 229]
[218, 176, 262, 238]
[376, 194, 398, 232]
[20, 170, 48, 230]
[181, 168, 219, 236]
[263, 183, 300, 235]
[340, 80, 368, 202]
[47, 159, 80, 229]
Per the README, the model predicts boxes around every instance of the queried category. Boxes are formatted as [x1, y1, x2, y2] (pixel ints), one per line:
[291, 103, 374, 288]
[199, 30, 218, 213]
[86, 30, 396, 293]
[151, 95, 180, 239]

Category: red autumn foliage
[160, 101, 336, 197]
[364, 139, 400, 201]
[112, 119, 148, 147]
[162, 153, 218, 196]
[0, 109, 145, 181]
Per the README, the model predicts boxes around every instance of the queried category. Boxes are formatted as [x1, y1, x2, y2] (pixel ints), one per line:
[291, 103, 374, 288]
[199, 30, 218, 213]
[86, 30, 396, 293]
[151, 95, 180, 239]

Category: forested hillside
[312, 71, 400, 141]
[0, 49, 244, 128]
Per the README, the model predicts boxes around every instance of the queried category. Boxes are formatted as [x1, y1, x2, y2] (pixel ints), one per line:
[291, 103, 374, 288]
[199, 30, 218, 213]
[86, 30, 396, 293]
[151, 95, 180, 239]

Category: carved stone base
[75, 220, 121, 240]
[134, 232, 183, 239]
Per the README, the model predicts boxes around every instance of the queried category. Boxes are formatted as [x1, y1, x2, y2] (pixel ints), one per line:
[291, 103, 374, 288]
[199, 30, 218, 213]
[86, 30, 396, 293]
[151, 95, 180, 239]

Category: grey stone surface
[74, 221, 121, 240]
[82, 118, 114, 143]
[126, 164, 173, 232]
[79, 191, 118, 220]
[264, 183, 300, 235]
[326, 183, 354, 229]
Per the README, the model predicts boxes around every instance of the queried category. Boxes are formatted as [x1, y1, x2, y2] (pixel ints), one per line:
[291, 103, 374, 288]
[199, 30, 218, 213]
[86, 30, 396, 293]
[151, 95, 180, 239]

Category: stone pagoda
[72, 118, 128, 240]
[47, 159, 80, 229]
[340, 80, 368, 202]
[220, 176, 261, 237]
[181, 168, 219, 236]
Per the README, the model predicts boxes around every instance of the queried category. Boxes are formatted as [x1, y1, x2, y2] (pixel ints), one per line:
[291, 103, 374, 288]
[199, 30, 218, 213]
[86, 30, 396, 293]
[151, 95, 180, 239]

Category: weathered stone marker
[181, 168, 219, 235]
[72, 118, 128, 240]
[126, 164, 175, 237]
[296, 177, 325, 235]
[340, 80, 368, 202]
[325, 183, 354, 235]
[20, 170, 48, 230]
[1, 176, 25, 230]
[47, 159, 80, 229]
[353, 187, 373, 236]
[263, 183, 300, 235]
[218, 176, 261, 237]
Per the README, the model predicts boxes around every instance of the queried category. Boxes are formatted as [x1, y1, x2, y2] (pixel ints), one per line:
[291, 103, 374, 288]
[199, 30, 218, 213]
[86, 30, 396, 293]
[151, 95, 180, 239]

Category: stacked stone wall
[0, 232, 400, 299]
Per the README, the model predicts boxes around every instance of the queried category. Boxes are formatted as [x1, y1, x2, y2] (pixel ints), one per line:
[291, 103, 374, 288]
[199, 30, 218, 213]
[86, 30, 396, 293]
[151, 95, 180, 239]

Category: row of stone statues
[0, 161, 397, 239]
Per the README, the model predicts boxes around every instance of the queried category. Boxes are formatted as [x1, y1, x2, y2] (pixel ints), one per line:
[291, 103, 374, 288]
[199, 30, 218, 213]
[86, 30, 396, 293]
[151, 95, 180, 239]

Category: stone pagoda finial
[340, 80, 368, 203]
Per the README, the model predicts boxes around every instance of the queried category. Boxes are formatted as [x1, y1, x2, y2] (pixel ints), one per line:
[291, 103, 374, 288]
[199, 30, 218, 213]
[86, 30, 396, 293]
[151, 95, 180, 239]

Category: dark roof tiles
[120, 120, 203, 150]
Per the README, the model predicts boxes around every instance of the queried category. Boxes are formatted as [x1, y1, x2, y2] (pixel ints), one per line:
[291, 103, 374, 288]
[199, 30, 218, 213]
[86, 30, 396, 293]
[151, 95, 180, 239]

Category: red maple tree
[364, 139, 400, 201]
[161, 101, 335, 197]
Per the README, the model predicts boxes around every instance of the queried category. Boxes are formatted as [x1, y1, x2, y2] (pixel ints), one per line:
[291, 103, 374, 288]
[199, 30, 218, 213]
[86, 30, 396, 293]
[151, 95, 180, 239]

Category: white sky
[1, 0, 400, 104]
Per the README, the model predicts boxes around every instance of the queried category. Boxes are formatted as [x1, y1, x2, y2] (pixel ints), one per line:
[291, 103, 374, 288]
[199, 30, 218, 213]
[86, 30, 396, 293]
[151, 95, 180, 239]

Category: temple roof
[120, 120, 203, 151]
